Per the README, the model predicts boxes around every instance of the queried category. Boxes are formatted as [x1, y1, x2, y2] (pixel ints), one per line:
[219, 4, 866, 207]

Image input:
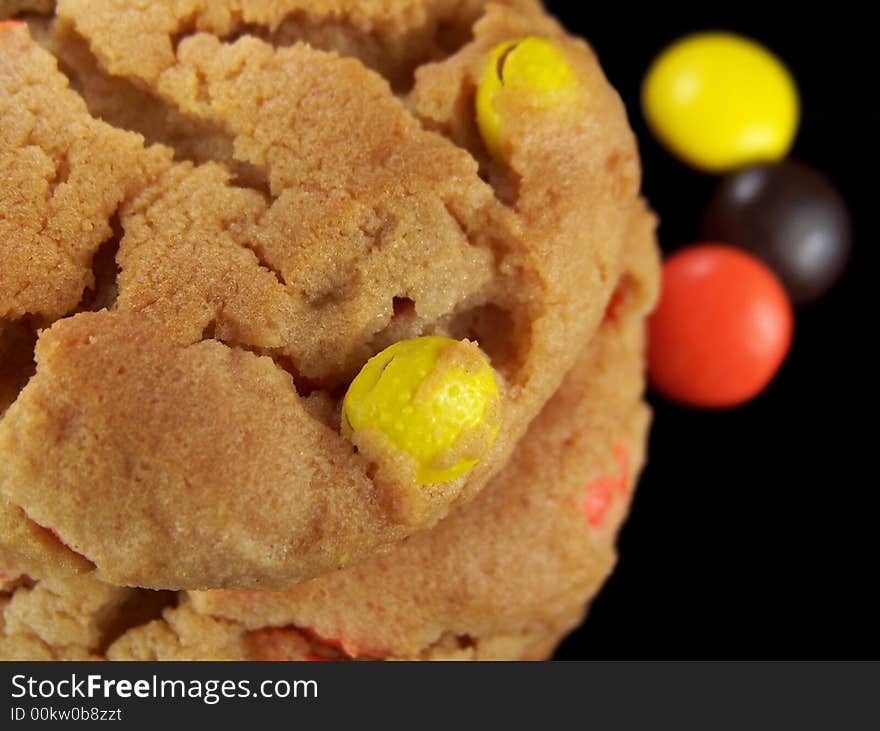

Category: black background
[544, 5, 877, 659]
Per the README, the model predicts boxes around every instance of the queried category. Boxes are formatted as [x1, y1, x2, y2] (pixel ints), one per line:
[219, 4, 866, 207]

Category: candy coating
[701, 160, 852, 305]
[642, 33, 799, 172]
[343, 337, 501, 485]
[476, 36, 577, 159]
[648, 245, 793, 408]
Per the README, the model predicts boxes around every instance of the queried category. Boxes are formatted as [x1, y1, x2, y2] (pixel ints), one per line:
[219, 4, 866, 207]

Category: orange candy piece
[648, 244, 793, 408]
[582, 443, 630, 527]
[248, 627, 311, 661]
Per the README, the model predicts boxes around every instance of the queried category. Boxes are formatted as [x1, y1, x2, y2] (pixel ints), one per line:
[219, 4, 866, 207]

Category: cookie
[1, 1, 644, 591]
[0, 200, 659, 659]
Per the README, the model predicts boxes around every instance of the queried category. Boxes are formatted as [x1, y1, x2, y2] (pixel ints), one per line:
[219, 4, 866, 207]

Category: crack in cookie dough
[0, 495, 93, 582]
[29, 19, 270, 192]
[0, 320, 37, 417]
[0, 572, 175, 660]
[0, 0, 55, 19]
[0, 23, 172, 322]
[55, 1, 543, 90]
[114, 157, 499, 387]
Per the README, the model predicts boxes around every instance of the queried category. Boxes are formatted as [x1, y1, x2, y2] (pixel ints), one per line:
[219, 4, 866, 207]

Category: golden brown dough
[1, 199, 659, 660]
[1, 0, 656, 621]
[0, 22, 171, 322]
[2, 309, 483, 589]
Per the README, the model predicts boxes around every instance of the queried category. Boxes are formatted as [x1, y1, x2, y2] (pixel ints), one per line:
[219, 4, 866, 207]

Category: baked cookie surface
[0, 200, 659, 659]
[1, 0, 646, 593]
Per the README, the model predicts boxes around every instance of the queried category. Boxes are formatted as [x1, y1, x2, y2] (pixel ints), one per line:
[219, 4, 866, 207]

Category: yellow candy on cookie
[476, 36, 577, 159]
[342, 337, 501, 485]
[642, 32, 800, 172]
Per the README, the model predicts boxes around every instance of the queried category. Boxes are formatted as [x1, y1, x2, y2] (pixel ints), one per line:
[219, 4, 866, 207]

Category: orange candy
[582, 443, 631, 527]
[648, 245, 793, 408]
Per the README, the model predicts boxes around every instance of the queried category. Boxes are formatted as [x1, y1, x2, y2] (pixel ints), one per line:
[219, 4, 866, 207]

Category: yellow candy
[476, 36, 577, 159]
[342, 337, 501, 485]
[642, 32, 800, 172]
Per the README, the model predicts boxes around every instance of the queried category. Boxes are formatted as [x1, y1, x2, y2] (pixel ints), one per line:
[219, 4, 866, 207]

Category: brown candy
[701, 160, 852, 305]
